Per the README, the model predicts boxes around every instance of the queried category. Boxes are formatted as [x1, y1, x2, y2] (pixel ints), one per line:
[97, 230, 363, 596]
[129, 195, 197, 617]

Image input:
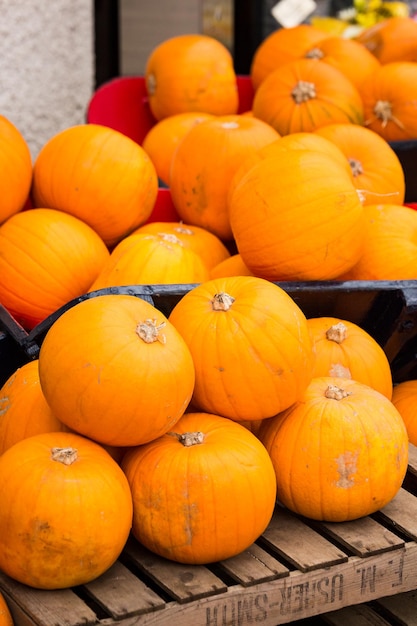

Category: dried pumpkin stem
[137, 318, 167, 344]
[291, 80, 316, 104]
[305, 47, 324, 60]
[212, 292, 235, 311]
[348, 158, 364, 177]
[326, 322, 347, 344]
[168, 431, 205, 446]
[372, 100, 405, 130]
[51, 447, 78, 465]
[325, 385, 353, 401]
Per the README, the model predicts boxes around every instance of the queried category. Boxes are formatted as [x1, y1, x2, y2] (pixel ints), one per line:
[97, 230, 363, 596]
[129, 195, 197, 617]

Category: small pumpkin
[210, 253, 254, 279]
[168, 276, 314, 421]
[0, 593, 13, 626]
[32, 124, 159, 247]
[0, 360, 66, 455]
[122, 411, 277, 564]
[38, 294, 195, 447]
[392, 380, 417, 445]
[145, 34, 239, 120]
[0, 431, 133, 589]
[0, 115, 32, 225]
[307, 317, 393, 399]
[258, 376, 409, 522]
[356, 16, 417, 64]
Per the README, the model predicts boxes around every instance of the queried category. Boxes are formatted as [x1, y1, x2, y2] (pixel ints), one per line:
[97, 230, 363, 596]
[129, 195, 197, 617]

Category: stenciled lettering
[205, 593, 268, 626]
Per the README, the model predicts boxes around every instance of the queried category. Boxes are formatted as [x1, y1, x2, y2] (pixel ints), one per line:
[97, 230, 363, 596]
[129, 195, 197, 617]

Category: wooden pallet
[2, 446, 417, 626]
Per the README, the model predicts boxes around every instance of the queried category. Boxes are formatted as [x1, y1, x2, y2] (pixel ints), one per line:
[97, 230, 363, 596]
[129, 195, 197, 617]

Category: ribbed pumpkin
[145, 34, 239, 120]
[38, 294, 195, 447]
[307, 317, 393, 399]
[0, 208, 110, 329]
[32, 124, 159, 247]
[338, 204, 417, 280]
[169, 114, 280, 240]
[122, 411, 277, 564]
[228, 147, 365, 281]
[0, 360, 66, 455]
[133, 221, 231, 270]
[210, 253, 254, 279]
[90, 231, 210, 290]
[0, 431, 133, 589]
[259, 376, 409, 522]
[141, 112, 214, 186]
[0, 115, 32, 225]
[250, 23, 330, 90]
[0, 593, 13, 626]
[168, 276, 314, 421]
[315, 123, 405, 206]
[359, 62, 417, 141]
[392, 380, 417, 445]
[252, 58, 364, 135]
[356, 16, 417, 64]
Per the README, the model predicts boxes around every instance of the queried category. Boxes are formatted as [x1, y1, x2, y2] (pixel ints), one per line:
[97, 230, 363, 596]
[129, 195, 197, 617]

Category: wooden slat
[376, 589, 417, 625]
[319, 516, 404, 557]
[123, 539, 227, 603]
[261, 507, 348, 572]
[321, 604, 392, 625]
[407, 443, 417, 479]
[217, 542, 290, 586]
[376, 488, 417, 541]
[83, 560, 165, 618]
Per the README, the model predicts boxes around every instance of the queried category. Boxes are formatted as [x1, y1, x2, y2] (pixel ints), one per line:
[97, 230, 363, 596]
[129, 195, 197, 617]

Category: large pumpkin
[0, 360, 66, 455]
[0, 431, 133, 589]
[228, 147, 366, 281]
[122, 411, 277, 564]
[145, 34, 239, 120]
[38, 294, 195, 447]
[0, 115, 32, 225]
[0, 208, 110, 329]
[32, 124, 159, 247]
[168, 276, 314, 421]
[259, 376, 409, 522]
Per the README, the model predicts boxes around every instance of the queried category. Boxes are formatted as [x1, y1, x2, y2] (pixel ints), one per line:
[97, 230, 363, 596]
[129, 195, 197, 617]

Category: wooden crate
[2, 444, 417, 626]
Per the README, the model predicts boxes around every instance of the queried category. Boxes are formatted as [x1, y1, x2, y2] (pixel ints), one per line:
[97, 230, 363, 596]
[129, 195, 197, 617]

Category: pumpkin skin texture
[38, 294, 195, 447]
[338, 204, 417, 280]
[0, 593, 13, 626]
[209, 253, 254, 279]
[258, 377, 409, 522]
[360, 62, 417, 141]
[252, 58, 364, 135]
[0, 208, 110, 329]
[0, 431, 133, 589]
[228, 148, 365, 281]
[356, 16, 417, 64]
[392, 380, 417, 446]
[121, 412, 277, 564]
[315, 123, 405, 206]
[0, 115, 32, 225]
[32, 124, 159, 247]
[169, 114, 280, 241]
[307, 317, 393, 399]
[168, 276, 314, 421]
[0, 360, 66, 455]
[145, 34, 239, 120]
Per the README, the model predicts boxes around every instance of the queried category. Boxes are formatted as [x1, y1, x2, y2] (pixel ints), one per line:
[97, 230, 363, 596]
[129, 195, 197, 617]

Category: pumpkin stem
[326, 322, 347, 344]
[137, 318, 167, 344]
[371, 100, 405, 130]
[212, 292, 235, 311]
[325, 385, 352, 401]
[173, 225, 193, 236]
[51, 447, 78, 466]
[158, 233, 183, 246]
[348, 158, 363, 177]
[291, 80, 316, 104]
[146, 73, 156, 96]
[168, 431, 205, 446]
[305, 47, 324, 60]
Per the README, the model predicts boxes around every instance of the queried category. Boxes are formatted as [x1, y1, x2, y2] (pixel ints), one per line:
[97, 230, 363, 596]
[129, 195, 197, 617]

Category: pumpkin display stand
[2, 282, 417, 625]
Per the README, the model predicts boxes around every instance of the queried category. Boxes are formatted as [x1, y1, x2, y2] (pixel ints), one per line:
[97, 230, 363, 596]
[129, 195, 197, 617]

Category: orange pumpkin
[169, 114, 280, 240]
[0, 208, 110, 329]
[228, 147, 365, 281]
[145, 34, 239, 120]
[168, 276, 314, 421]
[315, 123, 405, 205]
[0, 431, 133, 589]
[210, 253, 254, 279]
[32, 124, 159, 247]
[0, 593, 13, 626]
[0, 115, 32, 225]
[259, 376, 409, 521]
[392, 380, 417, 445]
[0, 360, 66, 455]
[252, 58, 364, 135]
[122, 411, 277, 564]
[89, 231, 210, 290]
[307, 317, 393, 399]
[338, 204, 417, 280]
[250, 23, 330, 90]
[38, 294, 195, 447]
[360, 62, 417, 141]
[133, 221, 231, 270]
[356, 16, 417, 64]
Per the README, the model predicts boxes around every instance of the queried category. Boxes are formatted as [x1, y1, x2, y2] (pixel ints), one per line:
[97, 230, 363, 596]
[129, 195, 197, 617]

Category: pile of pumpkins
[0, 16, 417, 607]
